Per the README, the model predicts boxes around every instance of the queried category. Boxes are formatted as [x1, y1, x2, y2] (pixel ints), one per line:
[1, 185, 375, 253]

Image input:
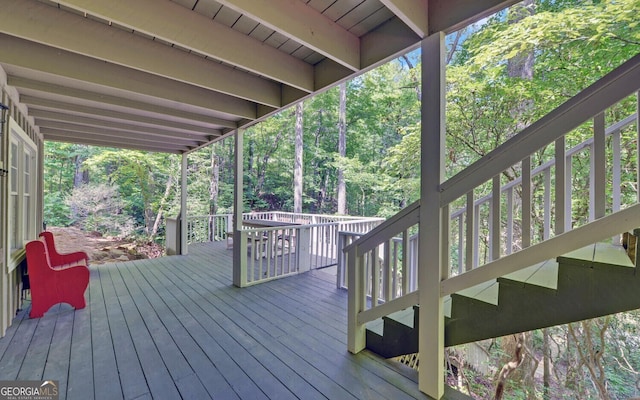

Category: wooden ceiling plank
[218, 0, 360, 71]
[52, 0, 315, 92]
[0, 0, 283, 108]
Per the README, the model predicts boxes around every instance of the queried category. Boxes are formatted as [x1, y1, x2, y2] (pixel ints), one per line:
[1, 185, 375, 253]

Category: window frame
[7, 118, 37, 271]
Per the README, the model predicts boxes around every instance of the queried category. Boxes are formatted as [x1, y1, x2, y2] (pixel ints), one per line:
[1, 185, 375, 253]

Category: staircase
[365, 240, 639, 358]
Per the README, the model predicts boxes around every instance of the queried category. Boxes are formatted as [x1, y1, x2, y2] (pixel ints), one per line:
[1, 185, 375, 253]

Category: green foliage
[43, 192, 71, 227]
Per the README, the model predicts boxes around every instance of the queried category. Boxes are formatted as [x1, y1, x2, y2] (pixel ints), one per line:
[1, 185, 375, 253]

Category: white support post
[347, 246, 366, 353]
[233, 129, 246, 287]
[419, 31, 445, 399]
[180, 153, 188, 255]
[296, 226, 311, 273]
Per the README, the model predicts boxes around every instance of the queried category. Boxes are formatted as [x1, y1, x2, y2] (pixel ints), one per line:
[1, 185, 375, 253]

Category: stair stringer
[366, 243, 640, 356]
[445, 246, 640, 347]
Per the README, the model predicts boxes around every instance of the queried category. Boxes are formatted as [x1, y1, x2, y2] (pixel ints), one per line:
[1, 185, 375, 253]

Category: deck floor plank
[90, 267, 124, 400]
[147, 259, 300, 400]
[151, 257, 353, 400]
[0, 242, 429, 400]
[42, 306, 75, 397]
[107, 264, 182, 400]
[66, 276, 94, 400]
[102, 266, 150, 400]
[176, 248, 422, 400]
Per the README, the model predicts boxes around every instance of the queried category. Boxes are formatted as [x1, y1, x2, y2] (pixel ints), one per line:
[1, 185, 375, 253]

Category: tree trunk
[495, 333, 527, 400]
[542, 328, 551, 399]
[294, 102, 304, 213]
[150, 171, 174, 240]
[337, 82, 347, 214]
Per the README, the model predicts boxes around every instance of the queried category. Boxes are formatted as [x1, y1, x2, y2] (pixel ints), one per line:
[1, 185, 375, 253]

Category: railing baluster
[543, 168, 551, 240]
[612, 129, 621, 212]
[402, 230, 409, 294]
[555, 137, 566, 235]
[372, 246, 381, 307]
[491, 175, 501, 261]
[466, 191, 474, 271]
[593, 112, 606, 219]
[384, 240, 392, 302]
[457, 215, 464, 274]
[506, 187, 513, 255]
[637, 91, 640, 204]
[522, 156, 532, 248]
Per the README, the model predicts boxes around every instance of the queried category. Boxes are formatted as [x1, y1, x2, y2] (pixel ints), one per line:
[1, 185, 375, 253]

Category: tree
[337, 82, 347, 214]
[294, 102, 304, 213]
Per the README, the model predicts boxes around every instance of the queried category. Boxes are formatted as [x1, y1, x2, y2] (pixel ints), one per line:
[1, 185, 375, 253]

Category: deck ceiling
[0, 0, 515, 153]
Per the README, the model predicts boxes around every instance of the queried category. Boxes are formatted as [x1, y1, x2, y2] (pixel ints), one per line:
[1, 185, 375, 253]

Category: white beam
[0, 35, 257, 120]
[380, 0, 429, 38]
[23, 97, 219, 136]
[428, 0, 518, 34]
[52, 0, 314, 92]
[35, 119, 206, 146]
[0, 0, 283, 108]
[8, 76, 238, 129]
[218, 0, 360, 71]
[42, 129, 190, 153]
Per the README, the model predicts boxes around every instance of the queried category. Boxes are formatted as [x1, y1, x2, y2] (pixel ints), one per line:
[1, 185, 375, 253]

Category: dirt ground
[46, 226, 163, 265]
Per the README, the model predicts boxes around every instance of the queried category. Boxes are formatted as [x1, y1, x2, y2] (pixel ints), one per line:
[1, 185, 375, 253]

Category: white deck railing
[346, 53, 640, 351]
[186, 211, 383, 286]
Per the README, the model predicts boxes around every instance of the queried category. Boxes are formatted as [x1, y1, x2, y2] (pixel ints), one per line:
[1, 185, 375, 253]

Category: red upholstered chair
[25, 238, 90, 318]
[39, 231, 89, 268]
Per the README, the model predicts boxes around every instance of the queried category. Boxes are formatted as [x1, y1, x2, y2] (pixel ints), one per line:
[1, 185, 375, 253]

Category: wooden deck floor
[0, 242, 429, 400]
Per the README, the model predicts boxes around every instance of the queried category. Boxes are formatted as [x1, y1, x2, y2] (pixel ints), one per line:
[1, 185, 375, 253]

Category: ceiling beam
[37, 121, 204, 148]
[8, 76, 238, 129]
[380, 0, 429, 38]
[0, 0, 284, 108]
[53, 0, 315, 92]
[428, 0, 518, 34]
[218, 0, 360, 71]
[32, 111, 216, 141]
[0, 35, 257, 120]
[42, 129, 189, 153]
[22, 96, 220, 136]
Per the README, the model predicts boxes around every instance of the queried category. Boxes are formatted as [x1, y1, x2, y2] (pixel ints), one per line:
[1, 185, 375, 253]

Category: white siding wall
[0, 66, 43, 337]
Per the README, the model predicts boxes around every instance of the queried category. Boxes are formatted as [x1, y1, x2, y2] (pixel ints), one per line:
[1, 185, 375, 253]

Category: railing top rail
[242, 222, 338, 232]
[449, 111, 639, 219]
[344, 200, 420, 254]
[440, 53, 640, 206]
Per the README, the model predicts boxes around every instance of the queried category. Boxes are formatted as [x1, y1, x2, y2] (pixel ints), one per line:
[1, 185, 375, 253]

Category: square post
[296, 227, 311, 273]
[419, 31, 446, 399]
[180, 153, 188, 255]
[233, 129, 246, 287]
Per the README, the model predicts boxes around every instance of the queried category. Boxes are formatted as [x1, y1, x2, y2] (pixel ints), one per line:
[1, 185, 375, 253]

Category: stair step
[503, 259, 558, 289]
[559, 242, 633, 268]
[456, 279, 499, 305]
[367, 241, 640, 356]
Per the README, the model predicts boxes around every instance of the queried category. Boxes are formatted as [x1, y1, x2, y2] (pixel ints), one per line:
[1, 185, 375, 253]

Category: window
[8, 118, 37, 255]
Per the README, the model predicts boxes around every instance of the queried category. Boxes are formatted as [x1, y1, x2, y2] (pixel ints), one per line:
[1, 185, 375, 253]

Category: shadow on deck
[0, 242, 429, 400]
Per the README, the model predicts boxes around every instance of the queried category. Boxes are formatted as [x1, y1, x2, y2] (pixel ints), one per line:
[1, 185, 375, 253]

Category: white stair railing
[347, 53, 640, 353]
